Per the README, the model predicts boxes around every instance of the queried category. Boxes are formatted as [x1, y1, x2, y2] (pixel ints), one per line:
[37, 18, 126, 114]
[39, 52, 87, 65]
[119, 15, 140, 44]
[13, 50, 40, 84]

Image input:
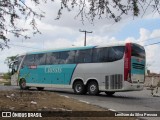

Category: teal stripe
[131, 58, 145, 75]
[20, 64, 76, 85]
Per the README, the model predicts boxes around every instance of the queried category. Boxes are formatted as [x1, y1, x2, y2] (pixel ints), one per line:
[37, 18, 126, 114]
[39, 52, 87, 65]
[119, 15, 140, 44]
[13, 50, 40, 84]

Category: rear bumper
[123, 81, 144, 91]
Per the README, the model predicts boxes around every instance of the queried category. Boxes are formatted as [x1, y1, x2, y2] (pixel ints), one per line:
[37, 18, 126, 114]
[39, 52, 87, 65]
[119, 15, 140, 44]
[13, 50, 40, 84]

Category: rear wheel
[37, 87, 44, 91]
[87, 81, 99, 95]
[19, 79, 29, 90]
[73, 81, 86, 95]
[105, 92, 115, 96]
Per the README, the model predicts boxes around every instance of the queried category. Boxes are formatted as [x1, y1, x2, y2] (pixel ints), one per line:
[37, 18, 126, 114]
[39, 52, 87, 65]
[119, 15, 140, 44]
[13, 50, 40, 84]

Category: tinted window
[108, 46, 125, 62]
[59, 51, 75, 64]
[92, 48, 109, 62]
[108, 47, 116, 62]
[34, 54, 46, 65]
[131, 44, 145, 58]
[75, 49, 92, 63]
[113, 46, 125, 60]
[46, 52, 59, 65]
[23, 54, 35, 66]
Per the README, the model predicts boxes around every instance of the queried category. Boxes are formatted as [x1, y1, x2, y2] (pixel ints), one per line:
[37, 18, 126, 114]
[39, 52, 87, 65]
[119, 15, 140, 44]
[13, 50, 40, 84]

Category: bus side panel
[20, 64, 77, 87]
[71, 59, 124, 91]
[44, 64, 76, 85]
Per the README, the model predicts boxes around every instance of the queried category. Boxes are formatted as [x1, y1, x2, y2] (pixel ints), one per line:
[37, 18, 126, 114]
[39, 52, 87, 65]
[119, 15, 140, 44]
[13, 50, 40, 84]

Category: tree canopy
[4, 55, 18, 68]
[0, 0, 160, 49]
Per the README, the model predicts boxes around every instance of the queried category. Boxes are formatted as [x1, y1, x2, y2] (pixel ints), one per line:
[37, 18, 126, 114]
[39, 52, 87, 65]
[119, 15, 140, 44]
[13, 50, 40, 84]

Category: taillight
[124, 43, 132, 83]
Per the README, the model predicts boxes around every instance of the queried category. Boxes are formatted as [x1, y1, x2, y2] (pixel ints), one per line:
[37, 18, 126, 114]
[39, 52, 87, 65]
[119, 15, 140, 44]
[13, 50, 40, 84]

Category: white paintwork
[123, 81, 144, 91]
[26, 83, 72, 89]
[131, 74, 144, 83]
[11, 73, 18, 86]
[71, 59, 125, 92]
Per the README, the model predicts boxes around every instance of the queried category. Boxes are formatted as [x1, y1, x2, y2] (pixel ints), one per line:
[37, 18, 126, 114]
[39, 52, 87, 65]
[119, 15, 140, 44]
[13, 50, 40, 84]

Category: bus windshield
[131, 43, 145, 59]
[17, 55, 24, 68]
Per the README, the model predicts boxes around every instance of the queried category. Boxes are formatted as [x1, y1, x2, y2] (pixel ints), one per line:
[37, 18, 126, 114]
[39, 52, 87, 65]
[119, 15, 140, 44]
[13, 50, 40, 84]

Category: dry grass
[0, 90, 136, 120]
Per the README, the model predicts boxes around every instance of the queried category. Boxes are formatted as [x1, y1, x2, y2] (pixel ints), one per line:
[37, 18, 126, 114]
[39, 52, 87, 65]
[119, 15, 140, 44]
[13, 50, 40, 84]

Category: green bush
[2, 72, 11, 80]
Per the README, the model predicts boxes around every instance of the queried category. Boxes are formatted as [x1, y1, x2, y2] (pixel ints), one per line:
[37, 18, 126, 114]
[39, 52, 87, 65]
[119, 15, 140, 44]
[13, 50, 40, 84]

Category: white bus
[11, 42, 145, 95]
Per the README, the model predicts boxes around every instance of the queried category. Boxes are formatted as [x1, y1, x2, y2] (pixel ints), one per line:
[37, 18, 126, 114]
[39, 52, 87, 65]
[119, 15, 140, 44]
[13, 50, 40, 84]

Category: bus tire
[19, 79, 29, 90]
[105, 92, 115, 96]
[87, 81, 99, 95]
[73, 81, 86, 95]
[37, 87, 44, 91]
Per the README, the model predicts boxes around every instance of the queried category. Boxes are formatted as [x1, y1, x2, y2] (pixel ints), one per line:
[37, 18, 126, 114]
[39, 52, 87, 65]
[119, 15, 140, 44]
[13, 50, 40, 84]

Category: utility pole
[79, 29, 93, 46]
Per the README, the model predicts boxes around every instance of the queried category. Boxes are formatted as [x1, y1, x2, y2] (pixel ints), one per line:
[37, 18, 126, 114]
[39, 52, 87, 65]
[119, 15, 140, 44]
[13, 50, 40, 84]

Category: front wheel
[87, 81, 99, 95]
[105, 92, 115, 96]
[19, 79, 29, 90]
[73, 81, 86, 95]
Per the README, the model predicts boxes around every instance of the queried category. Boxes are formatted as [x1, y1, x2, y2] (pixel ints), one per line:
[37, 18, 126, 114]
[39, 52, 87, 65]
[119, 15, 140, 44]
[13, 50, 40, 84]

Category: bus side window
[108, 47, 116, 62]
[75, 49, 92, 63]
[108, 46, 125, 62]
[67, 51, 75, 64]
[113, 46, 125, 60]
[34, 54, 46, 65]
[23, 54, 35, 66]
[46, 52, 59, 65]
[92, 48, 109, 63]
[59, 51, 75, 64]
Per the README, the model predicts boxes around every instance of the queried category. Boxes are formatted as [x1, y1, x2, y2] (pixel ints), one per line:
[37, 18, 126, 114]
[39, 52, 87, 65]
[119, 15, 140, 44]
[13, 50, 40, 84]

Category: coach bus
[11, 42, 145, 95]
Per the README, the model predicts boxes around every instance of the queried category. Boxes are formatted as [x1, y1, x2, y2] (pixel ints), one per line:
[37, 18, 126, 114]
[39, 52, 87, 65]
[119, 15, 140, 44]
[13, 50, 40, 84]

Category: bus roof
[27, 45, 96, 55]
[26, 42, 140, 55]
[96, 42, 126, 48]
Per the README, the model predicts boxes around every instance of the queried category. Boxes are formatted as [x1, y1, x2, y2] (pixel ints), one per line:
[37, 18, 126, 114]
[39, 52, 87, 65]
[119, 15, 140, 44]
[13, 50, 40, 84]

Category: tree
[3, 55, 17, 79]
[4, 55, 18, 69]
[1, 0, 160, 49]
[0, 0, 44, 49]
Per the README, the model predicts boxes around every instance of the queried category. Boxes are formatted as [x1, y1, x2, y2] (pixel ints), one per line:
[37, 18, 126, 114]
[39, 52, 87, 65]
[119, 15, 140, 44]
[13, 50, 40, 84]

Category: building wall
[145, 76, 160, 87]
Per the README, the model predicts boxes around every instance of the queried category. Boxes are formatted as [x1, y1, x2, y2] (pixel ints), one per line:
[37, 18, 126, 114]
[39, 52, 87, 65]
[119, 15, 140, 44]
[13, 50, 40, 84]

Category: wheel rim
[21, 81, 26, 88]
[75, 84, 82, 93]
[90, 84, 96, 92]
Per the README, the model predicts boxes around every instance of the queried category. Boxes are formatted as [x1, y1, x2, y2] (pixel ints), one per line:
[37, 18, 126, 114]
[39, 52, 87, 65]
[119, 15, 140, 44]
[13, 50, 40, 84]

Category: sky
[0, 0, 160, 73]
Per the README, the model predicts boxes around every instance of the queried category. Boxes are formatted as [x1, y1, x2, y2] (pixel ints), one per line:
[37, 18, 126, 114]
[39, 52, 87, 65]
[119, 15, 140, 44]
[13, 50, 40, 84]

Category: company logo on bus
[29, 65, 37, 69]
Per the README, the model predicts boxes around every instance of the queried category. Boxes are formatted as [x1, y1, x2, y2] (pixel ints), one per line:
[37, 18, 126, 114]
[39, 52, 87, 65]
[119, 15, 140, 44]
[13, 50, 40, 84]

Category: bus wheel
[105, 92, 115, 96]
[19, 79, 28, 90]
[73, 81, 86, 95]
[37, 87, 44, 91]
[87, 81, 99, 95]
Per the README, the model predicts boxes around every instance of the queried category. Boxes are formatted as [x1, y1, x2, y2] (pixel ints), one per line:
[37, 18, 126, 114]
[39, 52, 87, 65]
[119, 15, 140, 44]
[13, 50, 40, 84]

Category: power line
[144, 41, 160, 47]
